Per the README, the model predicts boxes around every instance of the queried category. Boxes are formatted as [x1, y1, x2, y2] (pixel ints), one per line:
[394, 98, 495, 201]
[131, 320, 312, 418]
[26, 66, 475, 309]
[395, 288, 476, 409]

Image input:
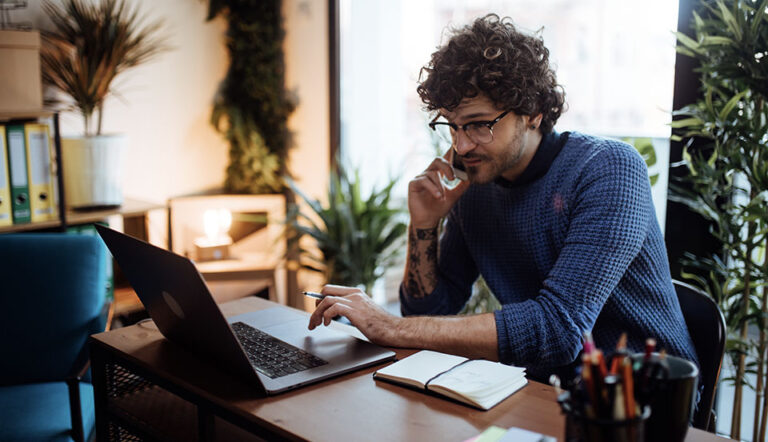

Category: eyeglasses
[428, 110, 511, 145]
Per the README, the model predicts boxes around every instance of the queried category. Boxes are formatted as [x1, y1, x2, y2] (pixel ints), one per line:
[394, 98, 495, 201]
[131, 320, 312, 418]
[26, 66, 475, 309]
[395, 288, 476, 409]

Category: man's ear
[526, 114, 544, 130]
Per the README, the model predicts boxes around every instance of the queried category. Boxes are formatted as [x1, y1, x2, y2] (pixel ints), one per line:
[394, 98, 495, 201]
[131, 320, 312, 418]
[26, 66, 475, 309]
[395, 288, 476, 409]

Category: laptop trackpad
[227, 307, 353, 360]
[228, 307, 308, 329]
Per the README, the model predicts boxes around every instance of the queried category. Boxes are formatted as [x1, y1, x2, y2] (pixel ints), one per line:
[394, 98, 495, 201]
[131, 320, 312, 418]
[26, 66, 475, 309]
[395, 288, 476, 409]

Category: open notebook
[373, 350, 527, 410]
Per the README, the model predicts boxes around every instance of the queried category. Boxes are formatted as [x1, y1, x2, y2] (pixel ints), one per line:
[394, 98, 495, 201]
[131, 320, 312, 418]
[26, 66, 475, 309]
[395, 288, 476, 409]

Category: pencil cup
[631, 353, 698, 442]
[562, 404, 650, 442]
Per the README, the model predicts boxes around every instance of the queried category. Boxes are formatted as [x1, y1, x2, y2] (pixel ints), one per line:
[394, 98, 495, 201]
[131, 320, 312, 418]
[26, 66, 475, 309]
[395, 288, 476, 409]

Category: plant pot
[61, 135, 126, 209]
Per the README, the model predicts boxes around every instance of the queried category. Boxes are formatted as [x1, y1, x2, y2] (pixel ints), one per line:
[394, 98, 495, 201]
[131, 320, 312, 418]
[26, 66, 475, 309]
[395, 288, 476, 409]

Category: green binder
[6, 124, 31, 223]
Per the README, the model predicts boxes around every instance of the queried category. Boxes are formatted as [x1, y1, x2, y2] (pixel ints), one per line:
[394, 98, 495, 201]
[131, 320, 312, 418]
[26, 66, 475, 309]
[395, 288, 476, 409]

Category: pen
[604, 374, 619, 420]
[302, 291, 326, 300]
[590, 350, 608, 417]
[583, 331, 595, 355]
[622, 356, 636, 418]
[581, 353, 597, 417]
[610, 332, 628, 375]
[594, 349, 608, 379]
[611, 377, 626, 420]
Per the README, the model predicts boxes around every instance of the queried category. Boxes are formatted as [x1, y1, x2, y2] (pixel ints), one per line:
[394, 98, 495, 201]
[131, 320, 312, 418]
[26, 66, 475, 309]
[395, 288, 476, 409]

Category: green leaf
[693, 10, 704, 30]
[669, 117, 704, 128]
[718, 90, 747, 121]
[675, 31, 701, 52]
[682, 147, 696, 176]
[751, 0, 768, 37]
[287, 177, 324, 216]
[626, 137, 657, 168]
[717, 0, 742, 40]
[675, 46, 697, 58]
[701, 36, 735, 46]
[705, 88, 714, 115]
[707, 149, 718, 167]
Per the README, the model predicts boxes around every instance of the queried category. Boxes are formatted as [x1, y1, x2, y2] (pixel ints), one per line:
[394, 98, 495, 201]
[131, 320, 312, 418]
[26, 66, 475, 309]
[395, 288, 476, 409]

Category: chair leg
[66, 379, 85, 442]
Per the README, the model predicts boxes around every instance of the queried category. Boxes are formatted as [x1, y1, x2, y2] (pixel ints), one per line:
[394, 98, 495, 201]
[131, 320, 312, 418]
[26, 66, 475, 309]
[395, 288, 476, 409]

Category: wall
[16, 0, 331, 252]
[283, 0, 331, 308]
[283, 0, 330, 200]
[18, 0, 230, 206]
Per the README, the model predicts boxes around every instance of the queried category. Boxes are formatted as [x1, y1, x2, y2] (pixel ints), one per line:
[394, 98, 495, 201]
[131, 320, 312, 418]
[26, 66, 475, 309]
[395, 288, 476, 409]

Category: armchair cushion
[0, 234, 107, 384]
[0, 382, 95, 442]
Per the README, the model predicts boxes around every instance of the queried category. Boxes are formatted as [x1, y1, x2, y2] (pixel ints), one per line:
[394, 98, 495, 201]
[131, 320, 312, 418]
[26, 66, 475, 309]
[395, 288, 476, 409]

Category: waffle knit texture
[400, 131, 698, 381]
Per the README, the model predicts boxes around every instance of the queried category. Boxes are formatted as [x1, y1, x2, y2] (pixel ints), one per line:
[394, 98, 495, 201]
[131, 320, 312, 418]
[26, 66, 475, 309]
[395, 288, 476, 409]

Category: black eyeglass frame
[428, 110, 511, 144]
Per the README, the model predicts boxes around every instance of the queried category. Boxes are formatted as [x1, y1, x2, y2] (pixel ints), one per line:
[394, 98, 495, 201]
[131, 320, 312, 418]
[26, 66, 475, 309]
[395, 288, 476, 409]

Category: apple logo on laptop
[162, 290, 186, 319]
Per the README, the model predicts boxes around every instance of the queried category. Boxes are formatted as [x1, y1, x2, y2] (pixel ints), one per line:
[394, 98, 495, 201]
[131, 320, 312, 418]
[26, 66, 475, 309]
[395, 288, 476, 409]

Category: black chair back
[673, 280, 726, 431]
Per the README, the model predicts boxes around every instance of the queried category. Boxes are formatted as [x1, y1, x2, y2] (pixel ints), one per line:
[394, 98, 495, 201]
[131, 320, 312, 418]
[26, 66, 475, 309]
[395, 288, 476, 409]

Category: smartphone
[450, 148, 468, 181]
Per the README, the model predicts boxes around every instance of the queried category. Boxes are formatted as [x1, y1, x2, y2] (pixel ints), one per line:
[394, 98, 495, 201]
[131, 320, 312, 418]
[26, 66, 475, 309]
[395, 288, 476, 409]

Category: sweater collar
[495, 130, 570, 188]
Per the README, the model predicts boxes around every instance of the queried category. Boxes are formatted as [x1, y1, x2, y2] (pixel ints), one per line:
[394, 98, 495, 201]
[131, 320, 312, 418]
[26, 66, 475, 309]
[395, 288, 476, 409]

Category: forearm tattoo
[404, 226, 439, 298]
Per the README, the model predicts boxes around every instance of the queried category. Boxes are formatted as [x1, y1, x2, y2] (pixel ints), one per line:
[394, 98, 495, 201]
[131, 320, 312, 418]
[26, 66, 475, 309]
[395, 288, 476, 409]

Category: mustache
[458, 153, 487, 161]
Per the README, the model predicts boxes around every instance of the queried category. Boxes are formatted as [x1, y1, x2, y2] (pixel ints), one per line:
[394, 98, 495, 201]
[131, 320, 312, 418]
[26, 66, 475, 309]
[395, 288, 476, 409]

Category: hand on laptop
[308, 284, 402, 347]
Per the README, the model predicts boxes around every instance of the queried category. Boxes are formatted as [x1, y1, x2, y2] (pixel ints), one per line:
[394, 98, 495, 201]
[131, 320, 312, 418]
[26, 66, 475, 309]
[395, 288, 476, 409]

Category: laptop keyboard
[230, 321, 328, 379]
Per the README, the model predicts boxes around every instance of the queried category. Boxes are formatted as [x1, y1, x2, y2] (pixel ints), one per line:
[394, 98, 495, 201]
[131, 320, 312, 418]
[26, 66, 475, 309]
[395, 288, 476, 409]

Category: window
[339, 0, 679, 228]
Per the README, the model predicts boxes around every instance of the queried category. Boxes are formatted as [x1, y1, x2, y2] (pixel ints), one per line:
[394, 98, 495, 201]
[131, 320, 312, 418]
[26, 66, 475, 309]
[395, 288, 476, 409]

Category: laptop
[95, 224, 396, 395]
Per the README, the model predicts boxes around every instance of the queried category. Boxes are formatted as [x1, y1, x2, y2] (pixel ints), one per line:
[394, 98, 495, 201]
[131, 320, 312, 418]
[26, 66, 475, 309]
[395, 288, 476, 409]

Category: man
[308, 14, 697, 382]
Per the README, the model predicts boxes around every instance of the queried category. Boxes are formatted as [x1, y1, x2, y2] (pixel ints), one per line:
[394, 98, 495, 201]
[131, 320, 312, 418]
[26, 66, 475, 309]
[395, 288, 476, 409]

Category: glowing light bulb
[203, 209, 232, 242]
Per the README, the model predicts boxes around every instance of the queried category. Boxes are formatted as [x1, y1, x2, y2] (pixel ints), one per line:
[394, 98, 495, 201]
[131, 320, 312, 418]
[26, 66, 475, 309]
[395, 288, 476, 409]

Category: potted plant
[286, 163, 408, 298]
[671, 0, 768, 439]
[40, 0, 167, 208]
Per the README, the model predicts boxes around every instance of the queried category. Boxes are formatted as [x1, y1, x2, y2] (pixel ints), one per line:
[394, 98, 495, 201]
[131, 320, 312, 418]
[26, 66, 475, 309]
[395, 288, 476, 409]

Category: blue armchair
[0, 233, 108, 442]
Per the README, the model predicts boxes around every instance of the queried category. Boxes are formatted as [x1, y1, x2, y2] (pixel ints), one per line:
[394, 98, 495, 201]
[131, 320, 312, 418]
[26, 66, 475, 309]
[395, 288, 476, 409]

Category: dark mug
[631, 353, 699, 442]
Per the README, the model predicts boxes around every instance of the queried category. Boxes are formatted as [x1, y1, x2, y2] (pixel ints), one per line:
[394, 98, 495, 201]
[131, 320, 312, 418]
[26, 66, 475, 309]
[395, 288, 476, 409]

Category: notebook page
[374, 350, 468, 388]
[428, 359, 527, 409]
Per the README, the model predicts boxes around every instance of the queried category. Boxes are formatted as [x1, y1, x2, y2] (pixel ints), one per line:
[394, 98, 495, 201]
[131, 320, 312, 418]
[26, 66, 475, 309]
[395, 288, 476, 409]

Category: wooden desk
[89, 297, 729, 442]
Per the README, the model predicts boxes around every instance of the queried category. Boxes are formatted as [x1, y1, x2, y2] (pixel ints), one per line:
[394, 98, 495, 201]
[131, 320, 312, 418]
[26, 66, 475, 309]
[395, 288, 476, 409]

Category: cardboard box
[0, 30, 42, 112]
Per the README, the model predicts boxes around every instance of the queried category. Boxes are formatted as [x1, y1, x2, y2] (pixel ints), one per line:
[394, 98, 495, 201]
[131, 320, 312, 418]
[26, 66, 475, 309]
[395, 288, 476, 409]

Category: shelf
[0, 198, 165, 233]
[194, 252, 280, 276]
[0, 110, 53, 122]
[99, 360, 263, 441]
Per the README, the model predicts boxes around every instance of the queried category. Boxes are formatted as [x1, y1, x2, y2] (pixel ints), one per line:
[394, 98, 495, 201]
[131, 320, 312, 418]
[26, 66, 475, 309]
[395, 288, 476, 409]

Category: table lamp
[194, 208, 232, 261]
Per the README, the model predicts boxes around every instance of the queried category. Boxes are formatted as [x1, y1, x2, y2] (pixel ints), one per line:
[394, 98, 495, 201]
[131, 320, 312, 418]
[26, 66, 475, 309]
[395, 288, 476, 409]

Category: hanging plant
[207, 0, 296, 194]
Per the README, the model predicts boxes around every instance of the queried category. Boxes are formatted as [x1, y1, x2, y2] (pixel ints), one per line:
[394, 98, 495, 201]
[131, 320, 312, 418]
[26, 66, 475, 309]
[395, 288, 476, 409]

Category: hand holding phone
[409, 148, 470, 228]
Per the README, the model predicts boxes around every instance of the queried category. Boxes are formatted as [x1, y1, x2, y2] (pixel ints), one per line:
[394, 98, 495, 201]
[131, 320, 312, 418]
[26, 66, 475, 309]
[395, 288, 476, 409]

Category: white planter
[61, 135, 126, 208]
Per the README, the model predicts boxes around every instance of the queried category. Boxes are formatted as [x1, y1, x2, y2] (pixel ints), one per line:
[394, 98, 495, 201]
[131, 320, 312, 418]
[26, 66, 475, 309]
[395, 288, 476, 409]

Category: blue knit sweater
[400, 131, 698, 381]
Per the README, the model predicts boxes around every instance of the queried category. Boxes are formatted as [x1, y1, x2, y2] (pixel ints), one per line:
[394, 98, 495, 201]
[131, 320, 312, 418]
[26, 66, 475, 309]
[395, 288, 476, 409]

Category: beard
[462, 123, 527, 184]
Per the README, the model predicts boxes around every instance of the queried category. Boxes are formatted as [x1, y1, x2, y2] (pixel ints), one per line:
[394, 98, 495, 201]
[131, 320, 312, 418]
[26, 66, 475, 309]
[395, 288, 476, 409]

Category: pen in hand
[303, 291, 326, 300]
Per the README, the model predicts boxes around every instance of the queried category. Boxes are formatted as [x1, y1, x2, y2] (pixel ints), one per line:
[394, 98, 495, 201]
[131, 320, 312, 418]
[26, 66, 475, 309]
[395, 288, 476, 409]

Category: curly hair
[417, 14, 565, 134]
